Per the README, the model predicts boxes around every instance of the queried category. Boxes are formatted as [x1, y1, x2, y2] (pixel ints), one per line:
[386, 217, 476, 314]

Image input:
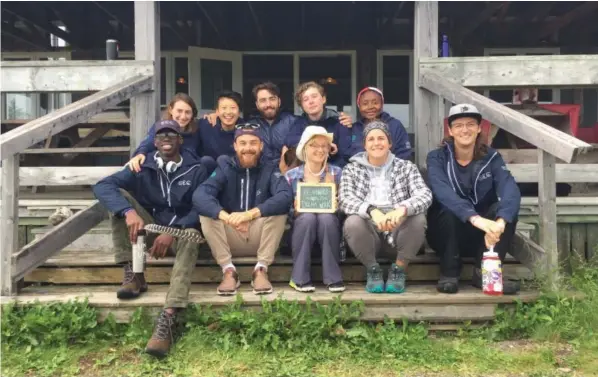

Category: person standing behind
[348, 87, 412, 161]
[426, 104, 521, 295]
[194, 124, 293, 296]
[339, 122, 432, 294]
[285, 126, 345, 293]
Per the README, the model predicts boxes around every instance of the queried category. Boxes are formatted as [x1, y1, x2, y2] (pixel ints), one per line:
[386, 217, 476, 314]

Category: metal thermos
[132, 229, 146, 273]
[106, 39, 119, 60]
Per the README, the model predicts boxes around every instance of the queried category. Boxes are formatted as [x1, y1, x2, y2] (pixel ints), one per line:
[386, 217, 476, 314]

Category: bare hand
[228, 212, 253, 227]
[331, 143, 338, 155]
[149, 233, 174, 259]
[385, 207, 407, 229]
[125, 210, 145, 243]
[127, 154, 146, 173]
[235, 222, 250, 233]
[339, 112, 353, 128]
[203, 112, 219, 127]
[370, 209, 387, 232]
[484, 232, 500, 249]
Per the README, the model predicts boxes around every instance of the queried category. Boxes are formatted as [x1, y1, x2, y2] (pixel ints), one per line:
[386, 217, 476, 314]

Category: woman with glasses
[284, 126, 345, 293]
[127, 93, 208, 173]
[426, 104, 521, 295]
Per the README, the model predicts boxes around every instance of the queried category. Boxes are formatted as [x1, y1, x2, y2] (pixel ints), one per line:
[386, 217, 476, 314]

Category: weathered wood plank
[418, 70, 592, 163]
[131, 1, 161, 154]
[2, 111, 131, 126]
[586, 224, 598, 261]
[509, 164, 598, 183]
[419, 55, 598, 88]
[570, 223, 586, 270]
[510, 232, 547, 277]
[413, 1, 442, 167]
[557, 224, 572, 275]
[20, 147, 130, 155]
[498, 149, 598, 164]
[0, 154, 19, 296]
[12, 201, 108, 281]
[0, 60, 154, 92]
[0, 75, 153, 160]
[538, 150, 559, 288]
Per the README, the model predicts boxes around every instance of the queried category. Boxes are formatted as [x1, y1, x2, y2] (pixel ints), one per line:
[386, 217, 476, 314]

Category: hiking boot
[328, 282, 346, 293]
[365, 264, 384, 293]
[116, 262, 148, 299]
[472, 267, 520, 295]
[252, 267, 273, 295]
[289, 280, 315, 293]
[217, 267, 240, 296]
[385, 263, 406, 293]
[145, 309, 177, 358]
[437, 276, 459, 294]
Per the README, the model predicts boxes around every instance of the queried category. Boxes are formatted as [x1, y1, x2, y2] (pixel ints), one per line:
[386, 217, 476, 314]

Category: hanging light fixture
[177, 76, 187, 84]
[320, 77, 338, 85]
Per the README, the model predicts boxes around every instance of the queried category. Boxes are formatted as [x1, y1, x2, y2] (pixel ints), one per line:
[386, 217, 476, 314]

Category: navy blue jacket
[194, 155, 293, 219]
[196, 118, 236, 161]
[134, 122, 202, 158]
[248, 111, 297, 164]
[93, 149, 208, 229]
[284, 109, 352, 167]
[349, 112, 412, 160]
[426, 142, 521, 223]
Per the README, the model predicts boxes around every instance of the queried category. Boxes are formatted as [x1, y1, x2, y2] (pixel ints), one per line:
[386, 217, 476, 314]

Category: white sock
[255, 262, 267, 271]
[222, 263, 235, 273]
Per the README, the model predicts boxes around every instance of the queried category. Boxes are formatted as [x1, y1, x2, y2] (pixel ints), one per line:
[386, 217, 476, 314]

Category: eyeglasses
[235, 122, 261, 130]
[155, 132, 179, 140]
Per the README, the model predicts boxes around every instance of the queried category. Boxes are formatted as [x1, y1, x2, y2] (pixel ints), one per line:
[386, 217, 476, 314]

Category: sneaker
[385, 263, 406, 293]
[145, 310, 177, 358]
[365, 265, 385, 293]
[437, 276, 459, 294]
[472, 267, 520, 295]
[217, 267, 240, 296]
[328, 282, 346, 293]
[289, 280, 315, 292]
[252, 267, 273, 295]
[116, 262, 148, 299]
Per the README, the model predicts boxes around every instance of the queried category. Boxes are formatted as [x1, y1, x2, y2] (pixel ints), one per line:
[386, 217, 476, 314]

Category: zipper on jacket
[240, 178, 245, 211]
[471, 152, 497, 205]
[246, 169, 250, 211]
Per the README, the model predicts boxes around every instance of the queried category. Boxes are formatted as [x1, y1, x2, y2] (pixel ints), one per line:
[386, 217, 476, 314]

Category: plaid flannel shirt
[339, 156, 432, 218]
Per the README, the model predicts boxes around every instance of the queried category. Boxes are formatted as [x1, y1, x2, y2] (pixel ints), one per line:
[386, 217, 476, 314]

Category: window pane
[382, 55, 410, 128]
[174, 57, 188, 96]
[299, 56, 352, 113]
[2, 58, 37, 119]
[200, 59, 232, 110]
[160, 57, 167, 105]
[243, 55, 293, 116]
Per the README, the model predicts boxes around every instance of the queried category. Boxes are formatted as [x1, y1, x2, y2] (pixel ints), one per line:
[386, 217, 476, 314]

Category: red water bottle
[482, 246, 503, 296]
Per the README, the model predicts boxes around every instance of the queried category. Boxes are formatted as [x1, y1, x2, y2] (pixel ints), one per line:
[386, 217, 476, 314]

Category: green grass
[2, 262, 598, 377]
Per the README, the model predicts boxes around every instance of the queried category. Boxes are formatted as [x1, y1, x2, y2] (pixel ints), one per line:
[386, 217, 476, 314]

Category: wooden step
[24, 249, 532, 285]
[1, 283, 541, 324]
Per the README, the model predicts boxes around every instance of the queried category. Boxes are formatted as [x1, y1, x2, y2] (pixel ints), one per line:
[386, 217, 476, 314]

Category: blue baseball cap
[154, 120, 181, 135]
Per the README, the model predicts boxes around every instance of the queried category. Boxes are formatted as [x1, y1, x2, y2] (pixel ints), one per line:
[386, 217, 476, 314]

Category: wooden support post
[538, 150, 559, 289]
[131, 1, 161, 155]
[1, 154, 19, 296]
[413, 1, 442, 168]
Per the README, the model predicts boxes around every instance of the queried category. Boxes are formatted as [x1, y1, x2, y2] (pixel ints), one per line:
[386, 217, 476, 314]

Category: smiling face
[364, 129, 391, 161]
[448, 116, 481, 149]
[305, 135, 330, 165]
[154, 130, 182, 160]
[234, 134, 263, 168]
[255, 89, 281, 121]
[300, 87, 326, 118]
[217, 97, 241, 128]
[169, 100, 193, 128]
[358, 90, 383, 121]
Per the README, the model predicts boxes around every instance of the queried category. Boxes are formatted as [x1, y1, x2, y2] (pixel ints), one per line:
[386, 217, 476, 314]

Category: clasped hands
[470, 216, 506, 248]
[370, 207, 407, 232]
[219, 209, 259, 233]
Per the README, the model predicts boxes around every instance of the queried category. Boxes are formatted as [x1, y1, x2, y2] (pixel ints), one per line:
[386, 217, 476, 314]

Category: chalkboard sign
[296, 182, 337, 213]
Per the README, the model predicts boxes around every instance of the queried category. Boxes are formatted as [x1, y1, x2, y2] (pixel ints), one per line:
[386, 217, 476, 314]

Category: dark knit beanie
[363, 121, 391, 144]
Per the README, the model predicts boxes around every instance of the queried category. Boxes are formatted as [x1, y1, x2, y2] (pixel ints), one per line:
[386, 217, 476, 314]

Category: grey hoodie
[350, 151, 395, 212]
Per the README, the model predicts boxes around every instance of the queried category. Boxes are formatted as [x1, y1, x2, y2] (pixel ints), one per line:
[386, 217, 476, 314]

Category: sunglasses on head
[235, 122, 261, 130]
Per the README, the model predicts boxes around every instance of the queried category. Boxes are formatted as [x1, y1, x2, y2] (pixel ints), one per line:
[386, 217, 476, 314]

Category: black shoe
[472, 268, 520, 295]
[437, 276, 459, 294]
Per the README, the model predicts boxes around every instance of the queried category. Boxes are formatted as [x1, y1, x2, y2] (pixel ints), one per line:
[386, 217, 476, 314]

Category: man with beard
[93, 120, 211, 358]
[194, 124, 293, 296]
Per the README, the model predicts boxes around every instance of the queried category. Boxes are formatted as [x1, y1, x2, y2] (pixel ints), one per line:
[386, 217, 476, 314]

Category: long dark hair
[440, 132, 488, 160]
[163, 93, 199, 133]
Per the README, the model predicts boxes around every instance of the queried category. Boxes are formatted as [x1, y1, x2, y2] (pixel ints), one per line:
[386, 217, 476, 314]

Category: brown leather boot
[251, 266, 273, 295]
[145, 309, 176, 358]
[116, 262, 148, 299]
[217, 267, 240, 296]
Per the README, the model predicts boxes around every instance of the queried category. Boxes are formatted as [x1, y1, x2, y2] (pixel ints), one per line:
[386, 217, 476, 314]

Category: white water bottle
[482, 246, 503, 296]
[132, 229, 146, 273]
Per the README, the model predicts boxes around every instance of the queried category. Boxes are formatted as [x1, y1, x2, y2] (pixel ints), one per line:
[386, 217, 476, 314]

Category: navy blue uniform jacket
[193, 155, 293, 219]
[426, 142, 521, 223]
[349, 112, 412, 160]
[93, 149, 208, 229]
[248, 111, 297, 164]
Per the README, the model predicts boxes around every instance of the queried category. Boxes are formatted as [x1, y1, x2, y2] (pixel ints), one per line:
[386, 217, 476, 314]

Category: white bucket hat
[296, 125, 334, 162]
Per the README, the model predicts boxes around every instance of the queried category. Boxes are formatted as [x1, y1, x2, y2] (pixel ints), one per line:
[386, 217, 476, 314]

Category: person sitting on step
[93, 120, 211, 301]
[194, 123, 293, 296]
[339, 121, 432, 294]
[285, 126, 345, 293]
[426, 104, 521, 295]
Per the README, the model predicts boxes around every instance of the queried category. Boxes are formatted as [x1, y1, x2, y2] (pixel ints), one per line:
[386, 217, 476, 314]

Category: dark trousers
[426, 202, 517, 278]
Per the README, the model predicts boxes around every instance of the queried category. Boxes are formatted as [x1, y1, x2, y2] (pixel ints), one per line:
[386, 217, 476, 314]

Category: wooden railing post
[538, 149, 559, 289]
[1, 154, 20, 296]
